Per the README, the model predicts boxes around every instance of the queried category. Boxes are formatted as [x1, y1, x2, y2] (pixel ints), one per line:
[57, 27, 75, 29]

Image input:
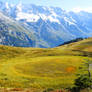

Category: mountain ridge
[0, 1, 92, 48]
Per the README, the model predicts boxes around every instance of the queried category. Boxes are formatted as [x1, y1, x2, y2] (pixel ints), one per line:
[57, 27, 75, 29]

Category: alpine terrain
[0, 1, 92, 47]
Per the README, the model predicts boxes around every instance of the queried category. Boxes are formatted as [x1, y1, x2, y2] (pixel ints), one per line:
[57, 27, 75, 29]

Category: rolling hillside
[0, 38, 92, 91]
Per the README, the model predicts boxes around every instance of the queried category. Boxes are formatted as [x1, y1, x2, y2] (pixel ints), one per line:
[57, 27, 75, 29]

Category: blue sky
[1, 0, 92, 12]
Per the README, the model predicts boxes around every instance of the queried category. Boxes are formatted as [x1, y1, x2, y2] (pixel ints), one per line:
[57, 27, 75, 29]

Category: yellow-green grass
[60, 38, 92, 52]
[0, 38, 92, 90]
[0, 56, 89, 89]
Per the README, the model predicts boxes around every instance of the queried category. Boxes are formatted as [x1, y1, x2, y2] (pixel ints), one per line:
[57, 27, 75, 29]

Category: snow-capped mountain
[0, 11, 37, 47]
[0, 1, 92, 48]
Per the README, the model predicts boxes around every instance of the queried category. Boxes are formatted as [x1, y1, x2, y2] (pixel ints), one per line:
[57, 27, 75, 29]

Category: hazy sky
[1, 0, 92, 12]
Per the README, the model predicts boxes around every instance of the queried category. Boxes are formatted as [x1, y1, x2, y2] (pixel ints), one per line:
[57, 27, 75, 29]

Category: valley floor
[0, 38, 92, 92]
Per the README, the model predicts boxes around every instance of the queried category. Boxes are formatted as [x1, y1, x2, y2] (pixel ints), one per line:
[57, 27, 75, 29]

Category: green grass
[0, 38, 92, 91]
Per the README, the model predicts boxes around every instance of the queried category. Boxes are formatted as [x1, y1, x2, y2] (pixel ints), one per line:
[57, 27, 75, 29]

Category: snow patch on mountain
[39, 13, 60, 24]
[64, 17, 75, 25]
[50, 9, 58, 17]
[0, 39, 2, 43]
[47, 16, 60, 24]
[5, 2, 9, 9]
[70, 17, 76, 23]
[0, 37, 5, 43]
[16, 12, 40, 22]
[39, 14, 47, 20]
[42, 6, 47, 11]
[16, 10, 60, 23]
[8, 30, 13, 34]
[16, 3, 22, 12]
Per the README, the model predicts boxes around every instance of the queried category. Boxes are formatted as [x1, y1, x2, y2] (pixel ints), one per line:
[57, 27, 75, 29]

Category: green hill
[0, 38, 92, 91]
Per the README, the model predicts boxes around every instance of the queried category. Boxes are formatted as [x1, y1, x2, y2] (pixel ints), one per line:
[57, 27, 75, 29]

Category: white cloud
[72, 7, 92, 13]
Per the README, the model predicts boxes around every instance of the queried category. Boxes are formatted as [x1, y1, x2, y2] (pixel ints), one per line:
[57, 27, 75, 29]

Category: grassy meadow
[0, 38, 92, 91]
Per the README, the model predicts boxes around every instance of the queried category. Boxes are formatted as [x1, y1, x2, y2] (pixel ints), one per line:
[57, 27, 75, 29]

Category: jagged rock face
[0, 12, 36, 47]
[0, 1, 92, 48]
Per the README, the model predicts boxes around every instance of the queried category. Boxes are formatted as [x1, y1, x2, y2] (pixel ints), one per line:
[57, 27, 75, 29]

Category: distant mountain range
[0, 1, 92, 48]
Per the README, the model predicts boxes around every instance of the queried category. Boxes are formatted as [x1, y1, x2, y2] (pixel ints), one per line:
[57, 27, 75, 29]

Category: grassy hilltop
[0, 38, 92, 91]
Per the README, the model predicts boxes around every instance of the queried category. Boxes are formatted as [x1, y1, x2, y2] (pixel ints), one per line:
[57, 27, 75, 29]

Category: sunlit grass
[0, 38, 92, 90]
